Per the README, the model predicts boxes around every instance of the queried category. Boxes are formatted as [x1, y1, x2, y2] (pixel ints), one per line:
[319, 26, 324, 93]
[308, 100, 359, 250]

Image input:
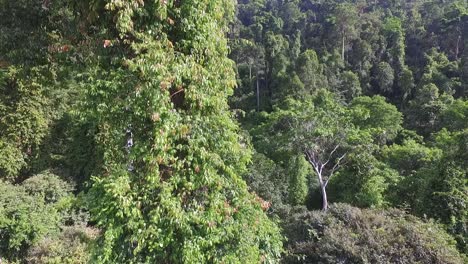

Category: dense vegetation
[0, 0, 466, 263]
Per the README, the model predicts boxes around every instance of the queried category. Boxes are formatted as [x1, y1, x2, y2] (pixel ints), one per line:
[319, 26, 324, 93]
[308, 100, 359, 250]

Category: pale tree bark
[305, 145, 346, 211]
[320, 184, 328, 211]
[456, 31, 461, 60]
[342, 33, 346, 62]
[256, 72, 260, 112]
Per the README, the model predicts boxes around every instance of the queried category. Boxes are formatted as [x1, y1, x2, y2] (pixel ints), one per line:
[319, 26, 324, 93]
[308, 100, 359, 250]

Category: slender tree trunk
[265, 60, 273, 107]
[321, 185, 328, 211]
[456, 33, 461, 60]
[317, 171, 328, 211]
[256, 73, 260, 111]
[342, 32, 346, 62]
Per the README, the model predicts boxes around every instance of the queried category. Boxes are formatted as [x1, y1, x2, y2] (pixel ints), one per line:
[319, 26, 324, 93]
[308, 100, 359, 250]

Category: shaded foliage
[283, 204, 465, 264]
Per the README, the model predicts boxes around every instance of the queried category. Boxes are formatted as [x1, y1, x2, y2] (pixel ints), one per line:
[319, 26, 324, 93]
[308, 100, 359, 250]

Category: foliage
[420, 129, 468, 253]
[78, 0, 283, 263]
[350, 96, 402, 144]
[439, 99, 468, 131]
[283, 203, 465, 264]
[295, 49, 327, 95]
[287, 155, 310, 206]
[21, 171, 74, 203]
[0, 172, 74, 262]
[0, 67, 51, 180]
[405, 83, 452, 137]
[243, 153, 290, 215]
[26, 225, 97, 264]
[1, 0, 467, 262]
[336, 71, 361, 102]
[381, 139, 441, 206]
[0, 0, 49, 65]
[375, 62, 395, 93]
[329, 150, 400, 208]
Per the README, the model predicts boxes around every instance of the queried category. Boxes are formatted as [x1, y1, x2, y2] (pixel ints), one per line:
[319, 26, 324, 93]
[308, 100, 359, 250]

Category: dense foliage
[283, 204, 465, 263]
[231, 0, 467, 257]
[79, 0, 283, 262]
[0, 0, 467, 263]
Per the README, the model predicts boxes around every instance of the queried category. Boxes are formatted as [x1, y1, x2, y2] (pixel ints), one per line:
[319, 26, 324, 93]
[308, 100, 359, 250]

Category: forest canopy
[0, 0, 467, 263]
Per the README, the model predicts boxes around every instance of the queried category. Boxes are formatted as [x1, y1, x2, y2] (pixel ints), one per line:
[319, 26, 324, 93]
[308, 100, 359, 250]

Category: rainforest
[0, 0, 467, 263]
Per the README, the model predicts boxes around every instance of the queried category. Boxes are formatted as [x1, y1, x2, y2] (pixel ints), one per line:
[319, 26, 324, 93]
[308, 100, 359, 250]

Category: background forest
[0, 0, 467, 263]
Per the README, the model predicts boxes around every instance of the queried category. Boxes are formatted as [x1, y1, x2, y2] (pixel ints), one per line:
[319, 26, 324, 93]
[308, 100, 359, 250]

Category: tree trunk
[256, 74, 260, 111]
[456, 33, 461, 60]
[316, 170, 329, 211]
[321, 184, 328, 211]
[341, 32, 346, 62]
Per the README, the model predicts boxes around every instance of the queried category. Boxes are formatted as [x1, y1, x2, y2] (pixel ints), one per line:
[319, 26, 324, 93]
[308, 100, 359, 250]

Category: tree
[331, 3, 360, 62]
[419, 49, 461, 95]
[0, 0, 49, 65]
[329, 148, 400, 208]
[382, 129, 467, 253]
[297, 94, 351, 211]
[287, 155, 310, 206]
[0, 0, 53, 180]
[405, 83, 452, 137]
[295, 49, 327, 95]
[79, 1, 282, 262]
[398, 67, 415, 102]
[229, 39, 266, 111]
[264, 32, 290, 104]
[382, 17, 406, 69]
[439, 98, 468, 131]
[0, 67, 50, 181]
[350, 96, 403, 144]
[261, 91, 353, 210]
[243, 152, 290, 216]
[336, 71, 361, 102]
[420, 129, 468, 253]
[441, 2, 467, 60]
[381, 139, 442, 208]
[0, 0, 82, 182]
[375, 62, 395, 94]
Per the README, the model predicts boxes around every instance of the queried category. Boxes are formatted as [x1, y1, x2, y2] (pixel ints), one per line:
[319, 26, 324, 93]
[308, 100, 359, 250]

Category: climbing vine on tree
[79, 0, 282, 263]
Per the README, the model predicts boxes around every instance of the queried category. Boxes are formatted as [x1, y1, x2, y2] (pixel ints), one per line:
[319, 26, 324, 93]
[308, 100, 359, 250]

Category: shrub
[283, 203, 465, 263]
[26, 225, 98, 264]
[0, 172, 75, 262]
[0, 181, 60, 261]
[21, 171, 74, 203]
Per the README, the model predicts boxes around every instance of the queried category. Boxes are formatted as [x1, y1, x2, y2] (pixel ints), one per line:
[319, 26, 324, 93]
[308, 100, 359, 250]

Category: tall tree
[405, 83, 452, 137]
[331, 3, 360, 62]
[79, 0, 282, 262]
[0, 0, 78, 181]
[260, 91, 353, 210]
[295, 49, 327, 95]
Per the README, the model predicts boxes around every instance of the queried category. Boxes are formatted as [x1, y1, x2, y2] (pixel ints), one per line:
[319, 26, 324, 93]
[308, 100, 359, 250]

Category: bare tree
[287, 94, 351, 211]
[264, 91, 352, 210]
[304, 142, 347, 210]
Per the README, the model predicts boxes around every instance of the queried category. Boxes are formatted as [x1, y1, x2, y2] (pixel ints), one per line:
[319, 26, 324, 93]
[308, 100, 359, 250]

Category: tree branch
[305, 151, 323, 183]
[322, 144, 340, 167]
[324, 152, 347, 188]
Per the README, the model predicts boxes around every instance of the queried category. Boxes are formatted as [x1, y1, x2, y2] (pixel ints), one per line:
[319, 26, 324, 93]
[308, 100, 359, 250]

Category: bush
[21, 171, 74, 203]
[26, 225, 98, 264]
[0, 172, 76, 262]
[0, 181, 60, 261]
[283, 203, 465, 263]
